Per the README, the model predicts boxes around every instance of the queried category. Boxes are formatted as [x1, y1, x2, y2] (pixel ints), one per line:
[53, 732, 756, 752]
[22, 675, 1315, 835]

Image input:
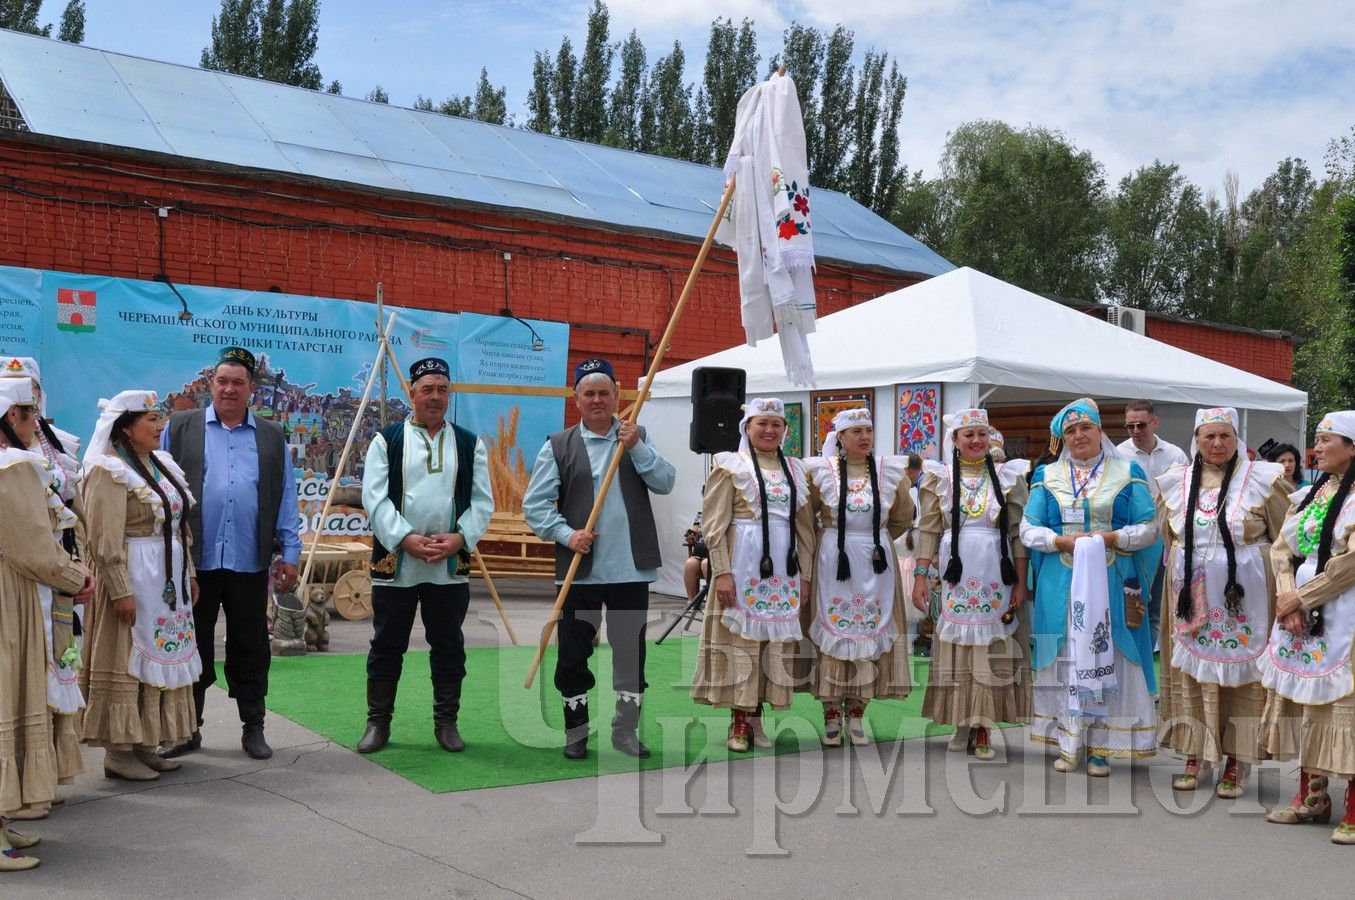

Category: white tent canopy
[638, 267, 1307, 598]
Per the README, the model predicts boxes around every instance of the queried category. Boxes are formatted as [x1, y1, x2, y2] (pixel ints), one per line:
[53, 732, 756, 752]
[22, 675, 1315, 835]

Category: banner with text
[2, 265, 568, 536]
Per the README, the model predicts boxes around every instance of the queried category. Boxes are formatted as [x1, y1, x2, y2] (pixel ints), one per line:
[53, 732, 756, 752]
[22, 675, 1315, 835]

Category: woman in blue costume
[1020, 398, 1162, 775]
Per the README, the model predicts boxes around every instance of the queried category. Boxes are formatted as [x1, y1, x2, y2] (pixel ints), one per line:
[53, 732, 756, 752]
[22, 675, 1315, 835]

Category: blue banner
[3, 265, 568, 533]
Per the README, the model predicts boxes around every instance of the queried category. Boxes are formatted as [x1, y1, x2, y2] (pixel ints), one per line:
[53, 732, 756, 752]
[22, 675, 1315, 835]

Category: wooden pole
[297, 311, 399, 596]
[522, 174, 738, 689]
[379, 337, 520, 644]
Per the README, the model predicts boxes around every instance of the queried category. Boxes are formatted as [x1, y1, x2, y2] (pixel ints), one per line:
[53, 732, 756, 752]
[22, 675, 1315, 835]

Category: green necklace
[1296, 495, 1333, 556]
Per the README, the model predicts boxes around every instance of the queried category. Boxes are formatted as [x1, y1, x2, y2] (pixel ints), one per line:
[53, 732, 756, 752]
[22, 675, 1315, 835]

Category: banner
[4, 265, 568, 534]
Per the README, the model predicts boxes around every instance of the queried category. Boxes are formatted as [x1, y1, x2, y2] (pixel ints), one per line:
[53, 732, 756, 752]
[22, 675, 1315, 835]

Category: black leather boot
[160, 682, 207, 759]
[357, 680, 398, 754]
[432, 681, 465, 752]
[610, 692, 650, 758]
[563, 695, 589, 760]
[238, 699, 273, 760]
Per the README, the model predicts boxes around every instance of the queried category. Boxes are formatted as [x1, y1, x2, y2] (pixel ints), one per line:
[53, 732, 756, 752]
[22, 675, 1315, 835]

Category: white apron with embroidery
[810, 456, 904, 661]
[1258, 492, 1355, 706]
[1163, 462, 1272, 687]
[35, 453, 85, 713]
[718, 452, 806, 643]
[92, 452, 203, 690]
[931, 459, 1028, 646]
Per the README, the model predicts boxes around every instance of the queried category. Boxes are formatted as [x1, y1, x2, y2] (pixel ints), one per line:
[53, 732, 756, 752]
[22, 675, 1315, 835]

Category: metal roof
[0, 28, 954, 277]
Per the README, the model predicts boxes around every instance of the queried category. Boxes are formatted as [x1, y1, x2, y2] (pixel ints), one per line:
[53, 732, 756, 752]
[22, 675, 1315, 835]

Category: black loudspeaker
[689, 367, 746, 454]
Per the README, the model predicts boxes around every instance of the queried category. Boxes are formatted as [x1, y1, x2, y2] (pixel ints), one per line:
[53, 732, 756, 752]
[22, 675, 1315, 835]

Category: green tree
[873, 61, 908, 217]
[365, 85, 389, 104]
[526, 51, 555, 133]
[325, 79, 342, 95]
[0, 0, 48, 35]
[1105, 161, 1213, 313]
[641, 41, 694, 161]
[257, 0, 322, 89]
[472, 68, 508, 125]
[56, 0, 84, 43]
[606, 30, 645, 149]
[201, 0, 260, 75]
[935, 121, 1108, 299]
[1233, 157, 1318, 328]
[552, 36, 578, 138]
[814, 25, 855, 190]
[695, 17, 759, 165]
[845, 50, 884, 208]
[573, 0, 613, 143]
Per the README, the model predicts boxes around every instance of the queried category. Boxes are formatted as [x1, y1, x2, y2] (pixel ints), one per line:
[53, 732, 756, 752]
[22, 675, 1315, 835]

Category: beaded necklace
[1296, 494, 1333, 556]
[958, 461, 988, 518]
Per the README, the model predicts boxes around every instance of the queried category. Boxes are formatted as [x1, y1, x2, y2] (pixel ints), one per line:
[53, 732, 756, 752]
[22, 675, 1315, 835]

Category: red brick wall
[1, 136, 1296, 400]
[0, 137, 918, 405]
[1143, 317, 1293, 383]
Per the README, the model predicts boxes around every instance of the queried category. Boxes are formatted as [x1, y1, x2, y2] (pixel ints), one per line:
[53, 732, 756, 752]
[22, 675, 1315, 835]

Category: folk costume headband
[0, 356, 43, 415]
[737, 396, 787, 456]
[84, 390, 160, 462]
[942, 407, 989, 461]
[821, 407, 871, 460]
[1316, 411, 1355, 443]
[0, 376, 36, 419]
[1189, 406, 1248, 459]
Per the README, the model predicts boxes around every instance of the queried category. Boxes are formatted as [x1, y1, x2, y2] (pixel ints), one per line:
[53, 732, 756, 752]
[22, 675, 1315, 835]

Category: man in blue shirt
[523, 358, 675, 760]
[160, 347, 301, 760]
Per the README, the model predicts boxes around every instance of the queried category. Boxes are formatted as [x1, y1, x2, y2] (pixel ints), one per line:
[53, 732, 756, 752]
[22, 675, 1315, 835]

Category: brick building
[0, 29, 1294, 412]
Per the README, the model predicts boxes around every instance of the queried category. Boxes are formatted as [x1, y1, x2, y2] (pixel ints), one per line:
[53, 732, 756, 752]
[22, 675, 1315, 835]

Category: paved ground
[12, 582, 1349, 897]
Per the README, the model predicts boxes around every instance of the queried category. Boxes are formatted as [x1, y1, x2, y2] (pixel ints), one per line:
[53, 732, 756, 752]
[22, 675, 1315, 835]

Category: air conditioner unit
[1107, 305, 1145, 335]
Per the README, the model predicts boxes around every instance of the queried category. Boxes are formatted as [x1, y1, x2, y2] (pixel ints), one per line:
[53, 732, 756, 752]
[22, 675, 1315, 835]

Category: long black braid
[778, 447, 800, 577]
[1296, 452, 1355, 636]
[113, 413, 191, 610]
[1176, 453, 1205, 622]
[38, 417, 67, 456]
[986, 453, 1018, 586]
[834, 449, 889, 581]
[943, 448, 964, 585]
[867, 454, 888, 575]
[1215, 453, 1244, 614]
[750, 447, 803, 579]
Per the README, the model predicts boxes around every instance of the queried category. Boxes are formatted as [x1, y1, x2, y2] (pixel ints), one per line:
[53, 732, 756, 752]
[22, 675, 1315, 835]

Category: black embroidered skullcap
[217, 346, 257, 375]
[409, 357, 451, 383]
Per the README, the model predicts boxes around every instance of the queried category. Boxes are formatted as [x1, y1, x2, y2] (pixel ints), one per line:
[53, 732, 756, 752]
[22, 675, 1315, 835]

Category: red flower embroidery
[793, 193, 810, 216]
[778, 218, 799, 240]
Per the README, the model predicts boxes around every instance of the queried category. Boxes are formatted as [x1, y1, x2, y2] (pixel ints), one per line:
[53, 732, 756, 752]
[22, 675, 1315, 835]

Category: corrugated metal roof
[0, 28, 954, 277]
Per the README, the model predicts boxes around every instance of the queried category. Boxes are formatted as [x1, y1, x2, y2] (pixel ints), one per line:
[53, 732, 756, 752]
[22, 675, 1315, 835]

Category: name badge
[1062, 507, 1084, 525]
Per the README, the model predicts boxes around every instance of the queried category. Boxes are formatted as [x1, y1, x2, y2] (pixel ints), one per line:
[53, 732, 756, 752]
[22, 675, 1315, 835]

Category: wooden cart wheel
[332, 569, 373, 621]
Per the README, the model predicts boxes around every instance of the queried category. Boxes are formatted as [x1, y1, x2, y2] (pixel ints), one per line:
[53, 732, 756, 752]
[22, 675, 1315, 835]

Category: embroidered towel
[1068, 534, 1117, 711]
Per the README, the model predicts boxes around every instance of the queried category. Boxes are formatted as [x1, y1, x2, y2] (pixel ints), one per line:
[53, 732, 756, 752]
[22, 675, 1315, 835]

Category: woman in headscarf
[81, 391, 202, 781]
[915, 409, 1031, 761]
[1258, 411, 1355, 844]
[0, 358, 87, 821]
[692, 398, 815, 752]
[1155, 408, 1288, 797]
[1020, 398, 1161, 775]
[804, 408, 913, 746]
[0, 379, 91, 871]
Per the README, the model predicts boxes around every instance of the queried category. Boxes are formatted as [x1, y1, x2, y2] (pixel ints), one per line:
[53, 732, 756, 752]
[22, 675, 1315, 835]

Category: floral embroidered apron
[723, 463, 804, 643]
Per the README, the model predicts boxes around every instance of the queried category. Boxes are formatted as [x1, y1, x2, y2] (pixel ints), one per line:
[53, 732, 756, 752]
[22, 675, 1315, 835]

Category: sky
[34, 0, 1355, 197]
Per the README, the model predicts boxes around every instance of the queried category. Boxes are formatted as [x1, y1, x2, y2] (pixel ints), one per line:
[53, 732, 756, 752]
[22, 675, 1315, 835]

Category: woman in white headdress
[1155, 407, 1288, 797]
[693, 398, 815, 752]
[1020, 398, 1161, 775]
[915, 409, 1031, 761]
[0, 358, 88, 819]
[1258, 411, 1355, 844]
[803, 408, 913, 746]
[80, 391, 201, 781]
[0, 379, 91, 870]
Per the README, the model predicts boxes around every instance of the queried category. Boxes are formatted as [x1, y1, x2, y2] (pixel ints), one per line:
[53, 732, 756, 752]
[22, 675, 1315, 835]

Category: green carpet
[247, 638, 955, 794]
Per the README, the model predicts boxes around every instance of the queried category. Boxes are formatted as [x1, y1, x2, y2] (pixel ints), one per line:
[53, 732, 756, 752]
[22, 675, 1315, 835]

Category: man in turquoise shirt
[523, 358, 675, 760]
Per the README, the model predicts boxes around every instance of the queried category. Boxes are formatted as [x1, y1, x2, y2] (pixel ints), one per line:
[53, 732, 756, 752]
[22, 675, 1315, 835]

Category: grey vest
[548, 424, 662, 580]
[165, 407, 287, 572]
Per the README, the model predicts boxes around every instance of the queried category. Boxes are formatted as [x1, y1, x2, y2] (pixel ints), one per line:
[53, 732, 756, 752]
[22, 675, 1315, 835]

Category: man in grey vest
[159, 346, 301, 761]
[523, 358, 675, 760]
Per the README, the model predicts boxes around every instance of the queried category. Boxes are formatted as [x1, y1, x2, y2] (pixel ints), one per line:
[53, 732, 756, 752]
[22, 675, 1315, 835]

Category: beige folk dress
[1156, 459, 1288, 766]
[803, 456, 914, 706]
[917, 458, 1032, 728]
[692, 449, 816, 712]
[1259, 478, 1355, 780]
[0, 449, 86, 815]
[80, 452, 200, 753]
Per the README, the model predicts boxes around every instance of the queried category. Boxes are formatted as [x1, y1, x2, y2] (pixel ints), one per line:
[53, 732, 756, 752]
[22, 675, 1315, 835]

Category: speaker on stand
[689, 366, 746, 454]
